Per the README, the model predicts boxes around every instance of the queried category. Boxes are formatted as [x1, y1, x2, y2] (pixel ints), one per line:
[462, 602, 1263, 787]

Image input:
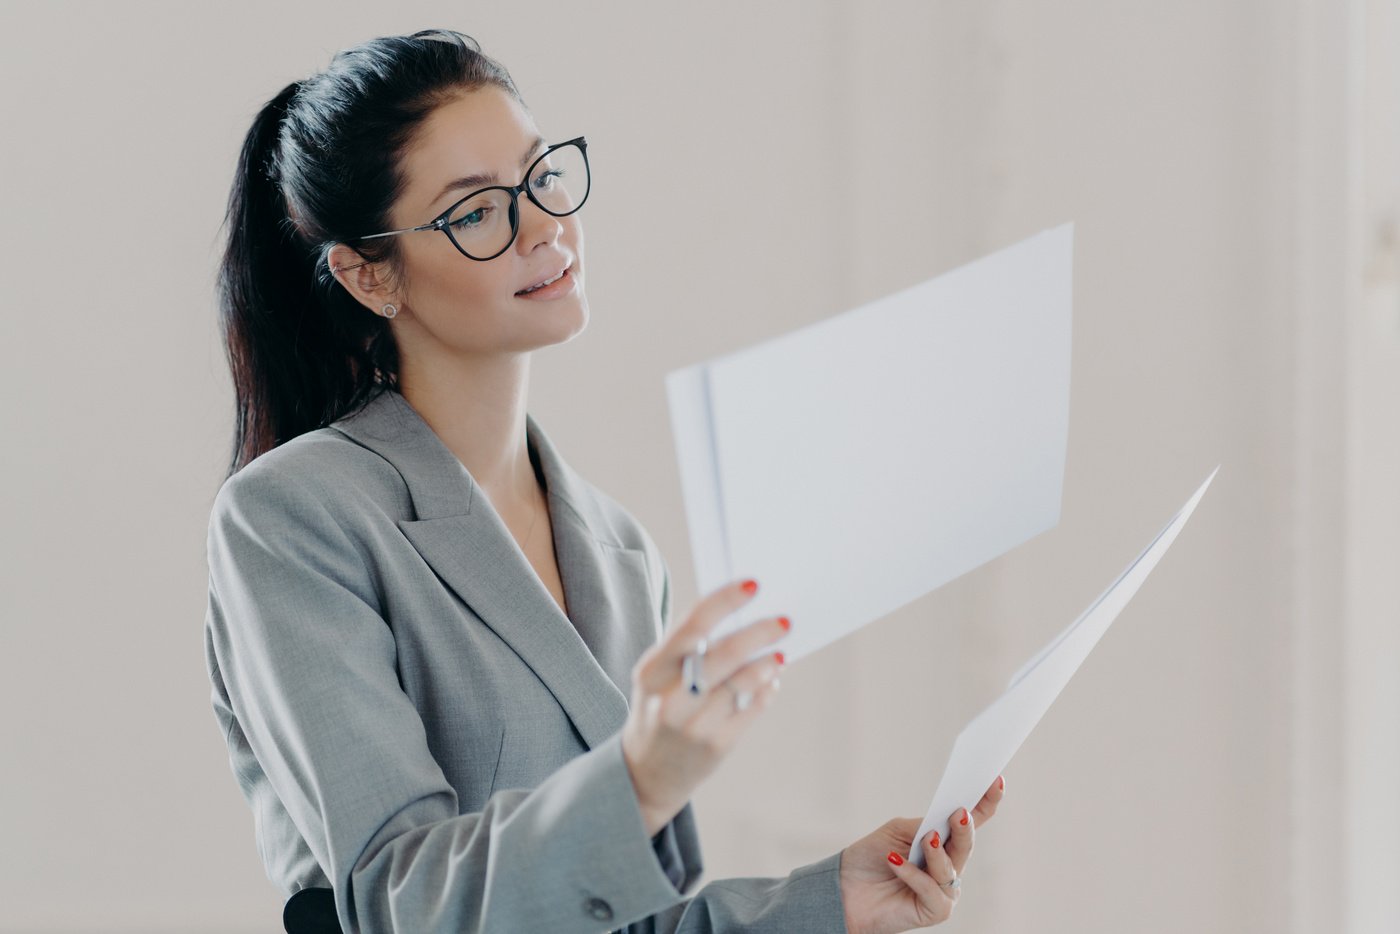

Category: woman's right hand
[620, 577, 792, 836]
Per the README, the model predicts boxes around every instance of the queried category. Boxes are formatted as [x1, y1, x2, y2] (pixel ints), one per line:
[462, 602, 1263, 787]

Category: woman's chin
[558, 294, 590, 341]
[528, 292, 589, 346]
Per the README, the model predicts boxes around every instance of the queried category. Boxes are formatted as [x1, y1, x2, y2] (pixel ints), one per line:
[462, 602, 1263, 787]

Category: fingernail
[741, 579, 758, 595]
[960, 809, 969, 826]
[773, 651, 786, 666]
[778, 616, 791, 632]
[930, 832, 940, 848]
[887, 850, 904, 866]
[999, 775, 1005, 791]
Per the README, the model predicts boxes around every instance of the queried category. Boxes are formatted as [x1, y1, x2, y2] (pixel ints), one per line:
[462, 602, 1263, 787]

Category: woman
[204, 28, 1004, 934]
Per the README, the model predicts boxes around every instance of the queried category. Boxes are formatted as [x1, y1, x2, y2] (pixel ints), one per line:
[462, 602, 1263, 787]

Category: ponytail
[217, 80, 324, 479]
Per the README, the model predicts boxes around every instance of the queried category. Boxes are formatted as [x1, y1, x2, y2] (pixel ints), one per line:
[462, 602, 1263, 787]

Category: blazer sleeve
[640, 817, 848, 933]
[205, 463, 696, 933]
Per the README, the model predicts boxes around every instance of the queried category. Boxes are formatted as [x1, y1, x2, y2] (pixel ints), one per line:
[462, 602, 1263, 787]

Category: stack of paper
[665, 223, 1075, 662]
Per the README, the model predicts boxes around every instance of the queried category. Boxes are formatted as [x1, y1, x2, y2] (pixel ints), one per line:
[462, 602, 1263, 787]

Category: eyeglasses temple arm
[357, 222, 437, 242]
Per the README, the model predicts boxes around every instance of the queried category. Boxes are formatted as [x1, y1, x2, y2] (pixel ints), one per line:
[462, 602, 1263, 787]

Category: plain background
[1, 1, 1396, 932]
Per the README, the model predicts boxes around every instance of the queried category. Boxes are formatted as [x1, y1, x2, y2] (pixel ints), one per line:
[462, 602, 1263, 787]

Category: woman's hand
[621, 578, 791, 836]
[839, 776, 1006, 933]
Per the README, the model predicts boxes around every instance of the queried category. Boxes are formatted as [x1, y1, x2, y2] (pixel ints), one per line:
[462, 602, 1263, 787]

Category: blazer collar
[328, 386, 647, 751]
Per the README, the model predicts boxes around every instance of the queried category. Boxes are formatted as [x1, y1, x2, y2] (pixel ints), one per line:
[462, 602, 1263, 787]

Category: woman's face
[365, 85, 588, 361]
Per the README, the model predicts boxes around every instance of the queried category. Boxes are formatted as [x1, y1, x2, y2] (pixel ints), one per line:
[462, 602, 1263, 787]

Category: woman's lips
[514, 263, 575, 299]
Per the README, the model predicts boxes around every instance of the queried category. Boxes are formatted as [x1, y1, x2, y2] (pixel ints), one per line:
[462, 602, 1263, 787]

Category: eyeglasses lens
[444, 142, 590, 259]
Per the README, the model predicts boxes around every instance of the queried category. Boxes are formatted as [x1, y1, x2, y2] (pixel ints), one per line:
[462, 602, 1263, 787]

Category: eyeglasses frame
[333, 135, 590, 270]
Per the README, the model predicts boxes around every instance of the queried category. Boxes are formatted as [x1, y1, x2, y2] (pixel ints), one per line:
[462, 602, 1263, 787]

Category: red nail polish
[930, 832, 940, 848]
[960, 809, 969, 826]
[999, 775, 1005, 791]
[778, 616, 791, 631]
[741, 579, 758, 595]
[887, 850, 904, 866]
[773, 651, 786, 666]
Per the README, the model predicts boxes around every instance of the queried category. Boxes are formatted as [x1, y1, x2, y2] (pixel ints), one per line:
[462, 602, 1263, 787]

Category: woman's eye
[453, 205, 493, 228]
[533, 169, 564, 190]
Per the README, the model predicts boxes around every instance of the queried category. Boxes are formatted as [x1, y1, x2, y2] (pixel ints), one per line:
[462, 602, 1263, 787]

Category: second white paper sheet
[906, 467, 1219, 868]
[665, 223, 1075, 662]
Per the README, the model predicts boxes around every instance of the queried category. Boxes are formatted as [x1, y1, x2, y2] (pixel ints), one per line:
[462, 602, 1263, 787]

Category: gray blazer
[203, 385, 847, 933]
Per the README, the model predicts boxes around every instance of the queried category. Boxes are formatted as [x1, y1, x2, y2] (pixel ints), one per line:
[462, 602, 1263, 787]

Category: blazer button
[583, 896, 613, 922]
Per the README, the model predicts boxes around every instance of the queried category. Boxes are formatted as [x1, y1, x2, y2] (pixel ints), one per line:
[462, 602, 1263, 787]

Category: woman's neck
[396, 355, 540, 509]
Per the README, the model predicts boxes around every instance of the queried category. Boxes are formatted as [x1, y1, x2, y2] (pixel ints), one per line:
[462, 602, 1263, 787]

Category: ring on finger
[937, 871, 961, 893]
[682, 638, 708, 695]
[723, 682, 753, 712]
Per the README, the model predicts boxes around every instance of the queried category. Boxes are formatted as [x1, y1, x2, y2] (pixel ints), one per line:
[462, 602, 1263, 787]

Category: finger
[635, 578, 760, 691]
[971, 774, 1005, 828]
[696, 613, 791, 688]
[943, 806, 975, 875]
[885, 849, 955, 923]
[920, 829, 959, 896]
[688, 651, 786, 736]
[670, 676, 778, 761]
[670, 653, 784, 740]
[668, 577, 761, 654]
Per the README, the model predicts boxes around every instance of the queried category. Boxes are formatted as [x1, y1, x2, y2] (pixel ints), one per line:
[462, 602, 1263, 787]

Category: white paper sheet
[906, 466, 1220, 868]
[665, 224, 1075, 663]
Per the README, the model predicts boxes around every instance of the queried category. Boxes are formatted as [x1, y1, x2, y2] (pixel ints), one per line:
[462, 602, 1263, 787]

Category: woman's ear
[328, 243, 401, 316]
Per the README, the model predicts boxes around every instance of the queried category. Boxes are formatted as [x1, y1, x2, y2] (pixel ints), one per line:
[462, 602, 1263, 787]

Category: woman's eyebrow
[431, 135, 546, 206]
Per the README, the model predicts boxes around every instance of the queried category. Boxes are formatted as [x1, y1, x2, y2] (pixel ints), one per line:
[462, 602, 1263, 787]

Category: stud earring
[381, 303, 398, 319]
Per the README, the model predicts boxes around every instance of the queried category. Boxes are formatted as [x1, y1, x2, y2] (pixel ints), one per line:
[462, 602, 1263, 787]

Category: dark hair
[215, 28, 527, 480]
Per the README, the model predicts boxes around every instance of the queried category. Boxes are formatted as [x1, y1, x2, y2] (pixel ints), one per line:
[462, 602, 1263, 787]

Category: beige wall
[1, 1, 1395, 931]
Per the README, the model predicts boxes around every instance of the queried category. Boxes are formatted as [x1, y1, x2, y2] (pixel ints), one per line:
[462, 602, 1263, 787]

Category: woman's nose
[515, 192, 564, 250]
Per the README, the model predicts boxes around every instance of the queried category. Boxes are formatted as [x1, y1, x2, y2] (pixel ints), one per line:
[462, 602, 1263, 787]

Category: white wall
[0, 1, 1393, 931]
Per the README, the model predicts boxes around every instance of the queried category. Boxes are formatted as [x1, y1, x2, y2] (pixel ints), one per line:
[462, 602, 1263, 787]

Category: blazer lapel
[527, 415, 658, 703]
[328, 386, 644, 752]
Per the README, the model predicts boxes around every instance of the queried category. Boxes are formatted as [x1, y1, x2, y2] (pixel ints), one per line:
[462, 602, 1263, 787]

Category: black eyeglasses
[335, 136, 590, 267]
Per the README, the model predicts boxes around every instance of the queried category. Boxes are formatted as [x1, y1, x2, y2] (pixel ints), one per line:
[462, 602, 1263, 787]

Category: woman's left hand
[838, 775, 1005, 934]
